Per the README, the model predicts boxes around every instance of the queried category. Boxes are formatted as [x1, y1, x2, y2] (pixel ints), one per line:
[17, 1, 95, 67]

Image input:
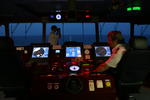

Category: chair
[116, 36, 150, 100]
[0, 36, 27, 99]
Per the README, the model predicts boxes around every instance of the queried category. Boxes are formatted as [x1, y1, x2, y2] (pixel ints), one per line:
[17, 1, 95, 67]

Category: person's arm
[94, 45, 126, 72]
[94, 63, 110, 72]
[80, 63, 109, 76]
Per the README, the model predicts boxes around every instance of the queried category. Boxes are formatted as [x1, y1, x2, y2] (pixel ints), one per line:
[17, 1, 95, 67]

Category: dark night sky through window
[0, 23, 150, 46]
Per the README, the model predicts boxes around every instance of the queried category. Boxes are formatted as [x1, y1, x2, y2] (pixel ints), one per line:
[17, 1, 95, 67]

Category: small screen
[95, 46, 111, 57]
[55, 49, 60, 53]
[32, 47, 49, 58]
[66, 47, 82, 57]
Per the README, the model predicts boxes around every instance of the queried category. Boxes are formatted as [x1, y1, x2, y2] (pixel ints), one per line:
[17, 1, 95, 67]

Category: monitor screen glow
[55, 49, 60, 53]
[32, 47, 49, 58]
[95, 46, 111, 57]
[66, 47, 82, 57]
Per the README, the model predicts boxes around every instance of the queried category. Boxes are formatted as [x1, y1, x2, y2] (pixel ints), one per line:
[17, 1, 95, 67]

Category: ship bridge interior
[0, 0, 150, 100]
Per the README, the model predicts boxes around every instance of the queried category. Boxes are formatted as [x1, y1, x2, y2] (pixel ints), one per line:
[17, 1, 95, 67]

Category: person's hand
[57, 28, 60, 31]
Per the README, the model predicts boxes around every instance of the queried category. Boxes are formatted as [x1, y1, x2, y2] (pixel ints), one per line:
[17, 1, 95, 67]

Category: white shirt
[48, 31, 59, 45]
[105, 44, 127, 68]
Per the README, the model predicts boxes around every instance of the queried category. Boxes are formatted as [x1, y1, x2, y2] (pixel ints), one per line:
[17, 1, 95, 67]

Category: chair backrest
[129, 36, 149, 50]
[117, 36, 150, 83]
[0, 36, 24, 87]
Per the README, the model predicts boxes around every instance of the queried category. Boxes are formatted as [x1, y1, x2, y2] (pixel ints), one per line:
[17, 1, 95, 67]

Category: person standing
[48, 25, 61, 45]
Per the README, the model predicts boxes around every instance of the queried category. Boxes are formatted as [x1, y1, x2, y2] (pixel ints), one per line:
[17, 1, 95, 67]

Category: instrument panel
[16, 42, 116, 100]
[16, 42, 111, 75]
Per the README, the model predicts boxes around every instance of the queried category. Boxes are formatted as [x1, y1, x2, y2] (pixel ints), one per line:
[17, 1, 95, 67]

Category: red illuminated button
[71, 61, 77, 65]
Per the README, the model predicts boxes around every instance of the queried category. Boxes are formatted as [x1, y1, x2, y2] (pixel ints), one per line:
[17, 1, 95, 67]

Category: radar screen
[32, 47, 49, 58]
[95, 46, 111, 57]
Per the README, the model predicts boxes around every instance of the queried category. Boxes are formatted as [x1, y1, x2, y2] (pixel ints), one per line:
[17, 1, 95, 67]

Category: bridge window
[0, 25, 5, 36]
[8, 22, 134, 46]
[99, 22, 130, 43]
[46, 23, 95, 45]
[134, 24, 150, 45]
[46, 23, 63, 44]
[9, 23, 42, 46]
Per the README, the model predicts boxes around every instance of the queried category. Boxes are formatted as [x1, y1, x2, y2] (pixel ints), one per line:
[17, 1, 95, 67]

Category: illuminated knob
[106, 82, 111, 87]
[105, 79, 111, 88]
[54, 83, 60, 90]
[84, 49, 90, 54]
[56, 14, 62, 20]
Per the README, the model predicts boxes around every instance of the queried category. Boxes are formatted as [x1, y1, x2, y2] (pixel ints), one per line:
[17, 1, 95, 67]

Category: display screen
[95, 46, 111, 57]
[55, 49, 60, 53]
[32, 47, 49, 58]
[66, 47, 82, 57]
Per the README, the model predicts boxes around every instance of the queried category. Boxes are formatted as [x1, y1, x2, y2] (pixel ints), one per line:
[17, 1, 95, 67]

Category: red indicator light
[47, 74, 53, 77]
[85, 15, 91, 18]
[71, 61, 77, 65]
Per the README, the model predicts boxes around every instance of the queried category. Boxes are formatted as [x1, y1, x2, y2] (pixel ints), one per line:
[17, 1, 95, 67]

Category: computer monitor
[31, 47, 49, 58]
[94, 46, 111, 57]
[66, 47, 82, 57]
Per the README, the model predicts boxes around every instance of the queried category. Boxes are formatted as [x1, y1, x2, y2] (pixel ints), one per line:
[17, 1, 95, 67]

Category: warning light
[49, 10, 64, 21]
[132, 6, 141, 11]
[56, 14, 62, 20]
[105, 79, 111, 88]
[126, 0, 142, 12]
[105, 81, 111, 87]
[71, 61, 77, 65]
[127, 7, 132, 11]
[50, 15, 55, 19]
[84, 9, 92, 21]
[127, 6, 141, 12]
[85, 15, 91, 18]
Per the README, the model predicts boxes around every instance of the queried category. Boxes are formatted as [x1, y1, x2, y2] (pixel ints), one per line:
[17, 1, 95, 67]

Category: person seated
[94, 31, 127, 72]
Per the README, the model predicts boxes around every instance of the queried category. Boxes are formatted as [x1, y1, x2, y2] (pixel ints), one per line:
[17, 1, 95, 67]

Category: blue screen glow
[66, 47, 81, 57]
[32, 47, 49, 58]
[95, 46, 111, 57]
